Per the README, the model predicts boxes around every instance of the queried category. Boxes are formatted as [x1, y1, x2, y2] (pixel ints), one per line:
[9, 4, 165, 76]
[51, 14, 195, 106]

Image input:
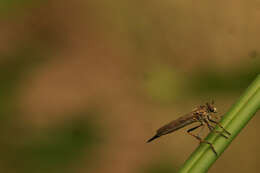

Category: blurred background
[0, 0, 259, 173]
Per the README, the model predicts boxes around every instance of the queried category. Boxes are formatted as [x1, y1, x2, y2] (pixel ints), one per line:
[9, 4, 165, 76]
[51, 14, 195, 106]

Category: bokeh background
[0, 1, 259, 173]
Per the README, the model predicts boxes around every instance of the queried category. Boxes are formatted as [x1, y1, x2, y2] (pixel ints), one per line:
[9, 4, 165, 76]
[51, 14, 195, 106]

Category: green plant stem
[178, 74, 260, 173]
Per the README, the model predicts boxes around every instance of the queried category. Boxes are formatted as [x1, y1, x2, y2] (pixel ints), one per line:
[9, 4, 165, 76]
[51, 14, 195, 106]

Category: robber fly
[146, 101, 231, 155]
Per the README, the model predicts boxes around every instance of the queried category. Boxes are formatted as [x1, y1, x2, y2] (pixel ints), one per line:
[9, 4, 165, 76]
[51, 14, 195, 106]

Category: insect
[146, 101, 231, 155]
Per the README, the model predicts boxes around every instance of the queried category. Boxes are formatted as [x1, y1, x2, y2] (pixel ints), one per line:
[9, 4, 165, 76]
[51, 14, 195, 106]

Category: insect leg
[204, 120, 229, 139]
[187, 123, 204, 133]
[187, 124, 218, 155]
[207, 116, 231, 135]
[197, 123, 205, 137]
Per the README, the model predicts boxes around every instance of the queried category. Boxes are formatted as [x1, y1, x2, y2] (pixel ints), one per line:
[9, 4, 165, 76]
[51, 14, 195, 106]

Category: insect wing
[157, 111, 197, 136]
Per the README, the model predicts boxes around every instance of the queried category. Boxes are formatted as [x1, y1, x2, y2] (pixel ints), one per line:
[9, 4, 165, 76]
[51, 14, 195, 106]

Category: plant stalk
[178, 74, 260, 173]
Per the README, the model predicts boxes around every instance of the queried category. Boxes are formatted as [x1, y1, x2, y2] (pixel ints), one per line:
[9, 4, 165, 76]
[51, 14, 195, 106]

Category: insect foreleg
[204, 120, 229, 139]
[207, 115, 231, 135]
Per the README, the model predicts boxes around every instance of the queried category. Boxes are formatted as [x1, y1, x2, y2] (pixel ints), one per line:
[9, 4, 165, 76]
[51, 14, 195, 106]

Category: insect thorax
[194, 107, 209, 120]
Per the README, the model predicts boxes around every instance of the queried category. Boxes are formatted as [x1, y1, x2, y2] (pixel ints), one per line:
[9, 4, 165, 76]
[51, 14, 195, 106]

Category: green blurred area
[0, 0, 43, 16]
[143, 61, 260, 104]
[0, 48, 47, 121]
[141, 159, 178, 173]
[13, 113, 100, 173]
[189, 62, 260, 95]
[0, 54, 102, 172]
[0, 112, 101, 173]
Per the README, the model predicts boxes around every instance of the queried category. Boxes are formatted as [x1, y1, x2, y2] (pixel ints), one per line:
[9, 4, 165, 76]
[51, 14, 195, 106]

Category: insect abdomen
[157, 117, 196, 136]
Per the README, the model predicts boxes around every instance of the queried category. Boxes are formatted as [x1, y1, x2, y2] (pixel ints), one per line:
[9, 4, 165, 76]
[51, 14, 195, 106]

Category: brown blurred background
[0, 0, 259, 173]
